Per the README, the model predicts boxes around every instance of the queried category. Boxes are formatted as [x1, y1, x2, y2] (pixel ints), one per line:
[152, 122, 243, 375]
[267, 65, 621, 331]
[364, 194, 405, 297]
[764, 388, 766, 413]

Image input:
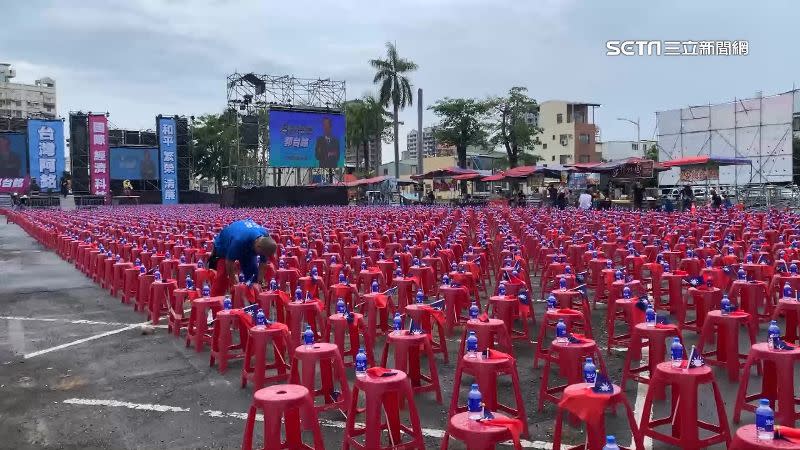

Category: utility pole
[417, 88, 423, 200]
[617, 117, 641, 155]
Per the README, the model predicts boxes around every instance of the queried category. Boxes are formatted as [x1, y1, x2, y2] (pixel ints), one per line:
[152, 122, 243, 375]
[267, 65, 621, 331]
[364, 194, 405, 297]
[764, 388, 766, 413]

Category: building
[406, 126, 437, 159]
[532, 100, 601, 165]
[345, 138, 382, 175]
[657, 89, 800, 186]
[0, 63, 57, 119]
[377, 159, 418, 178]
[596, 140, 656, 161]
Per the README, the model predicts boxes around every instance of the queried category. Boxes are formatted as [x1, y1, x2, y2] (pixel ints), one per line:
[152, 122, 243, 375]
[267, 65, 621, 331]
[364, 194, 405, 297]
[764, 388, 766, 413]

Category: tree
[487, 87, 542, 169]
[645, 143, 659, 161]
[192, 113, 237, 194]
[429, 97, 491, 195]
[345, 95, 391, 175]
[370, 42, 418, 178]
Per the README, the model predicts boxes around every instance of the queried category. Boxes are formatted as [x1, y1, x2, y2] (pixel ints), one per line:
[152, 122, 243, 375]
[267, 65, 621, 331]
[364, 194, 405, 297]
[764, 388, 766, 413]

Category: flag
[591, 372, 614, 394]
[366, 367, 396, 377]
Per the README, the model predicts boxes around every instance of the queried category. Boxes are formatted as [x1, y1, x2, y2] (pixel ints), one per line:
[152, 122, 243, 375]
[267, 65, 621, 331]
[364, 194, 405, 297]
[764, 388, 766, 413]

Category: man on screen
[140, 150, 156, 180]
[315, 117, 341, 168]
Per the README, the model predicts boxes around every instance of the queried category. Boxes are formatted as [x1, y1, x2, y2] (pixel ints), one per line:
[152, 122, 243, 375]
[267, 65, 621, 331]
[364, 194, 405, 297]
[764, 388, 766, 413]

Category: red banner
[680, 166, 719, 182]
[0, 176, 30, 194]
[88, 115, 109, 197]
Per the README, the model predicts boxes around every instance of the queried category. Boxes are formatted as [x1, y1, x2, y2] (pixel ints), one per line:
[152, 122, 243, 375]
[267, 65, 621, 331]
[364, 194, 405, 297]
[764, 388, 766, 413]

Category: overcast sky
[2, 0, 798, 163]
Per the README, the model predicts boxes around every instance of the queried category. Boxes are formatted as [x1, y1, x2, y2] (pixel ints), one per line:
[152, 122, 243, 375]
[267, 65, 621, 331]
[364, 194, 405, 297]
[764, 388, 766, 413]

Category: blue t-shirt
[214, 220, 268, 281]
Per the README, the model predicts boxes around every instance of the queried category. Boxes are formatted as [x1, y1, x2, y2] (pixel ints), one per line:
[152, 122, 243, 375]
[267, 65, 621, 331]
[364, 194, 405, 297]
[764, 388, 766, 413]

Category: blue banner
[28, 119, 65, 193]
[110, 147, 160, 180]
[269, 110, 345, 168]
[0, 132, 28, 178]
[158, 117, 178, 204]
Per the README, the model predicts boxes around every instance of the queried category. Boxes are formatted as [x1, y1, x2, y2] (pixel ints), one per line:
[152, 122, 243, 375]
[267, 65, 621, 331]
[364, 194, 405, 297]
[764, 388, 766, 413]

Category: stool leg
[281, 406, 301, 450]
[552, 408, 564, 450]
[509, 361, 529, 437]
[241, 404, 258, 450]
[733, 355, 756, 423]
[449, 360, 465, 416]
[424, 339, 443, 403]
[402, 379, 426, 450]
[710, 379, 732, 446]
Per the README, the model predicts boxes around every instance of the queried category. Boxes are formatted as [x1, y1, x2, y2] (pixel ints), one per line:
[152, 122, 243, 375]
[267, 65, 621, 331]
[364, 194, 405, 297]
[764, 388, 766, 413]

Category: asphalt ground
[0, 217, 780, 449]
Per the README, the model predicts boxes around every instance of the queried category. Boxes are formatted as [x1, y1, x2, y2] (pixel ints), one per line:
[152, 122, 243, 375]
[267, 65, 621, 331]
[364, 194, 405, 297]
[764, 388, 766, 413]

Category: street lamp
[617, 117, 641, 155]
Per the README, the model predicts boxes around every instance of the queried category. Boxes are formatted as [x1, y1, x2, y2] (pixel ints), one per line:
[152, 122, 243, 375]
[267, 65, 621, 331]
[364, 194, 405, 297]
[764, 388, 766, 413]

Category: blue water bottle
[255, 309, 266, 326]
[768, 320, 781, 350]
[303, 325, 314, 350]
[371, 280, 379, 293]
[670, 337, 683, 367]
[467, 384, 483, 420]
[559, 277, 567, 291]
[623, 286, 631, 299]
[583, 357, 597, 386]
[339, 272, 346, 284]
[603, 435, 620, 450]
[336, 298, 346, 315]
[645, 304, 656, 327]
[295, 287, 303, 302]
[556, 319, 568, 343]
[223, 295, 232, 310]
[498, 284, 506, 296]
[756, 398, 775, 440]
[442, 274, 450, 286]
[784, 282, 793, 298]
[720, 293, 731, 316]
[547, 294, 557, 310]
[416, 289, 425, 304]
[393, 313, 402, 332]
[185, 274, 194, 290]
[469, 302, 479, 320]
[466, 331, 478, 358]
[202, 283, 210, 298]
[355, 347, 367, 378]
[153, 269, 161, 282]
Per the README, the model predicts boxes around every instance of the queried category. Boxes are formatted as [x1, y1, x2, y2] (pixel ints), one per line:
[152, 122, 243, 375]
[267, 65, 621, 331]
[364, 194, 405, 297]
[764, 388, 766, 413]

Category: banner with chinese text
[679, 166, 719, 182]
[88, 114, 110, 197]
[27, 119, 65, 194]
[157, 117, 178, 204]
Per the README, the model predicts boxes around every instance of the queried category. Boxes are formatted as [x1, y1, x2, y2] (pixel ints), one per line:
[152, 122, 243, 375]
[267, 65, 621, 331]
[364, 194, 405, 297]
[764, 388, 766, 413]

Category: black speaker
[69, 114, 90, 193]
[175, 117, 190, 192]
[240, 115, 259, 149]
[124, 130, 140, 145]
[108, 129, 124, 146]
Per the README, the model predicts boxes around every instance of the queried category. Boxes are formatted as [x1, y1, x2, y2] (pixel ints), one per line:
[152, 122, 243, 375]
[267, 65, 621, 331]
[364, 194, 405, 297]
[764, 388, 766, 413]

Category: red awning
[504, 166, 538, 178]
[410, 166, 478, 180]
[344, 175, 394, 187]
[660, 155, 752, 168]
[481, 172, 507, 182]
[452, 173, 484, 181]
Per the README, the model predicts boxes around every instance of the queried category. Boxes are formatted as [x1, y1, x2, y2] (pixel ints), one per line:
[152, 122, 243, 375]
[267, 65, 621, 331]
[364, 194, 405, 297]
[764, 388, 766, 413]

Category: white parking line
[0, 315, 168, 329]
[23, 322, 152, 359]
[62, 397, 570, 449]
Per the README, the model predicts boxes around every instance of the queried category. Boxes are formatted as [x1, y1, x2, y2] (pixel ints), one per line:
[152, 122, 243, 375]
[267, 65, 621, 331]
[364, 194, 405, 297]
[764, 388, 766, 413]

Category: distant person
[0, 135, 22, 177]
[426, 190, 435, 205]
[208, 219, 277, 296]
[710, 187, 722, 209]
[661, 195, 675, 213]
[516, 190, 525, 207]
[60, 177, 70, 197]
[578, 189, 592, 210]
[140, 150, 156, 180]
[633, 182, 645, 209]
[29, 178, 40, 196]
[680, 185, 694, 211]
[547, 184, 557, 207]
[315, 117, 341, 168]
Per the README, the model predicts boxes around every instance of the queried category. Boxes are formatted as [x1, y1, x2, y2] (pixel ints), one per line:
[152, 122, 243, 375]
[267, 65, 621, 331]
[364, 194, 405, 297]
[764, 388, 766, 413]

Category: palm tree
[345, 95, 391, 176]
[370, 42, 418, 178]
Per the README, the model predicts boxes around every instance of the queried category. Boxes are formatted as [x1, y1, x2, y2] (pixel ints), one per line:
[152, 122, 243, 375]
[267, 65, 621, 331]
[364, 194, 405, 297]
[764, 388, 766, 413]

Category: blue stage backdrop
[110, 147, 160, 180]
[157, 117, 178, 204]
[269, 110, 345, 168]
[28, 119, 65, 192]
[0, 132, 28, 178]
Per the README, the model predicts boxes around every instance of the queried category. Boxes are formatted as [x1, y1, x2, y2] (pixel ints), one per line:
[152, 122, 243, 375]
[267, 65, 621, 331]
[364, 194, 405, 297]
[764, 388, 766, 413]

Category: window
[559, 155, 571, 164]
[559, 134, 569, 145]
[631, 143, 638, 150]
[551, 155, 556, 161]
[578, 134, 589, 144]
[542, 143, 548, 150]
[579, 155, 590, 163]
[794, 114, 800, 131]
[574, 112, 585, 124]
[556, 113, 563, 124]
[383, 168, 388, 175]
[552, 135, 556, 140]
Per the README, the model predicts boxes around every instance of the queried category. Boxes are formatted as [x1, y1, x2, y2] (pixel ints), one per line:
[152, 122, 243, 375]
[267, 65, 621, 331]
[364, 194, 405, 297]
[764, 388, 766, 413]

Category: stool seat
[381, 331, 443, 403]
[731, 424, 800, 450]
[242, 384, 325, 450]
[290, 342, 351, 414]
[457, 318, 512, 359]
[441, 412, 517, 450]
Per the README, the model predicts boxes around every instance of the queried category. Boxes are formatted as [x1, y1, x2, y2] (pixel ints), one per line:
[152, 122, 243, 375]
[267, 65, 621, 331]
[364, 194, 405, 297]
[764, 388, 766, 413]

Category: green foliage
[645, 143, 659, 161]
[486, 86, 542, 168]
[345, 94, 391, 174]
[370, 42, 417, 177]
[192, 113, 237, 193]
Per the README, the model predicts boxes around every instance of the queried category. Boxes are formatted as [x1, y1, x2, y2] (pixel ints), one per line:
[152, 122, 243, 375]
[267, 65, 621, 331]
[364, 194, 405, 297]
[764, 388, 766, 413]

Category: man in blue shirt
[209, 219, 276, 296]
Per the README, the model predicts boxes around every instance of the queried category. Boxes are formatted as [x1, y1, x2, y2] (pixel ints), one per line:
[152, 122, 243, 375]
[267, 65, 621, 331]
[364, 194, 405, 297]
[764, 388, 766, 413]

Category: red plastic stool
[606, 297, 642, 353]
[122, 267, 141, 304]
[343, 369, 425, 450]
[456, 318, 513, 359]
[730, 424, 800, 450]
[134, 272, 155, 313]
[405, 304, 449, 363]
[449, 352, 528, 437]
[440, 412, 522, 450]
[621, 323, 683, 394]
[772, 298, 800, 343]
[360, 291, 391, 347]
[440, 285, 471, 333]
[697, 310, 757, 381]
[256, 290, 288, 324]
[148, 280, 176, 325]
[232, 283, 257, 309]
[325, 312, 366, 366]
[380, 332, 443, 403]
[241, 384, 325, 450]
[289, 342, 351, 413]
[639, 362, 731, 448]
[686, 286, 723, 332]
[210, 309, 249, 373]
[553, 290, 591, 325]
[285, 301, 324, 350]
[111, 262, 133, 297]
[534, 309, 591, 369]
[241, 322, 292, 390]
[488, 295, 530, 341]
[538, 339, 606, 411]
[185, 295, 222, 352]
[733, 342, 800, 427]
[554, 384, 644, 450]
[168, 288, 196, 337]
